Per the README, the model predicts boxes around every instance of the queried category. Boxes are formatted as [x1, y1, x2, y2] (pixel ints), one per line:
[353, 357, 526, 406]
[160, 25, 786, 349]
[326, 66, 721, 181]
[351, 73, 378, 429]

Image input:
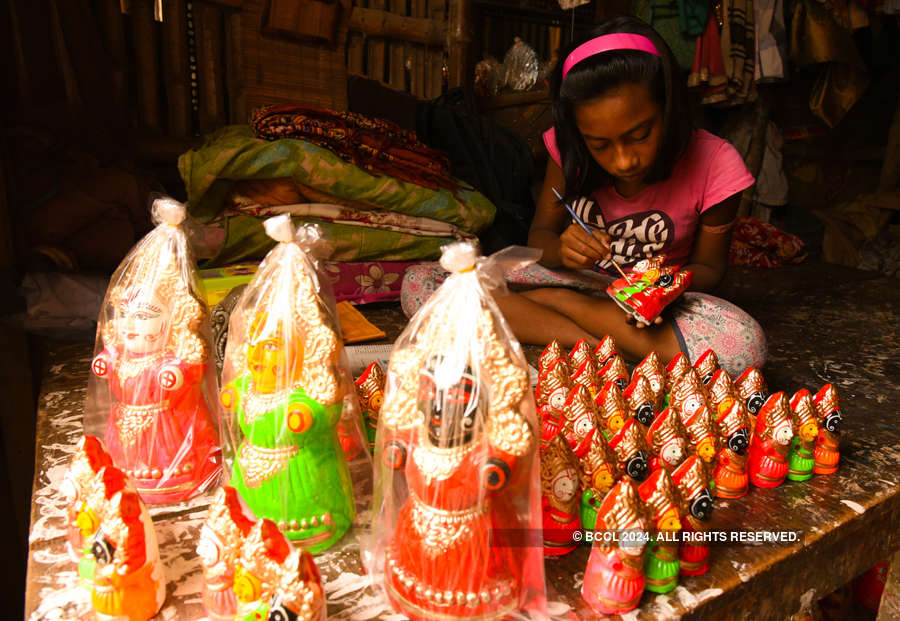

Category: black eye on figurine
[615, 378, 628, 392]
[267, 596, 298, 621]
[626, 450, 649, 481]
[701, 372, 714, 385]
[825, 409, 843, 433]
[420, 357, 481, 448]
[90, 532, 115, 565]
[728, 428, 750, 454]
[635, 403, 655, 426]
[655, 274, 674, 288]
[747, 392, 765, 415]
[690, 489, 714, 520]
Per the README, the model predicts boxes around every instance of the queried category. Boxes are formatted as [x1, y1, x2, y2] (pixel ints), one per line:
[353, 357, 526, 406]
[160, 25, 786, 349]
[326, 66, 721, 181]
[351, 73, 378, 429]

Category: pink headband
[562, 33, 661, 79]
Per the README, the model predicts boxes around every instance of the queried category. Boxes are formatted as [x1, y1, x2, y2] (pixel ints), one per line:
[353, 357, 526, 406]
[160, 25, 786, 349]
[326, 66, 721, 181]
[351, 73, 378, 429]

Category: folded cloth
[729, 216, 807, 267]
[251, 104, 464, 195]
[336, 301, 386, 343]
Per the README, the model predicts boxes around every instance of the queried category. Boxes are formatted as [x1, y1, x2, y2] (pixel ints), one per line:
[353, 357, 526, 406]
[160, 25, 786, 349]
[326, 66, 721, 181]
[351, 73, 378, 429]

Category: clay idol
[693, 349, 720, 385]
[595, 381, 628, 438]
[541, 434, 582, 555]
[672, 456, 713, 576]
[561, 384, 602, 458]
[606, 255, 691, 325]
[371, 242, 545, 620]
[735, 366, 768, 422]
[578, 430, 620, 531]
[599, 354, 630, 391]
[355, 361, 386, 452]
[646, 407, 690, 473]
[219, 217, 361, 552]
[593, 335, 619, 367]
[787, 389, 818, 482]
[537, 357, 572, 444]
[538, 340, 567, 376]
[85, 197, 222, 504]
[633, 351, 666, 412]
[814, 384, 843, 474]
[638, 469, 682, 594]
[748, 392, 794, 488]
[624, 374, 656, 426]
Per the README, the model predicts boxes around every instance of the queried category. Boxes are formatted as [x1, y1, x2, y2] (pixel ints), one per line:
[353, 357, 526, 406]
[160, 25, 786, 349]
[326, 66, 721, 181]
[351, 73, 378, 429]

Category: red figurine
[646, 407, 690, 473]
[683, 404, 720, 465]
[670, 369, 709, 426]
[537, 357, 572, 445]
[748, 392, 795, 488]
[595, 381, 628, 439]
[582, 480, 651, 615]
[672, 456, 713, 576]
[61, 436, 113, 574]
[355, 361, 386, 453]
[624, 374, 656, 426]
[711, 396, 752, 499]
[606, 256, 692, 325]
[735, 366, 768, 424]
[561, 385, 602, 459]
[599, 354, 630, 391]
[571, 357, 601, 399]
[569, 338, 594, 371]
[609, 418, 651, 483]
[813, 384, 843, 475]
[541, 434, 582, 555]
[665, 353, 692, 398]
[538, 340, 567, 376]
[593, 335, 619, 368]
[707, 369, 737, 412]
[633, 351, 666, 412]
[693, 349, 720, 385]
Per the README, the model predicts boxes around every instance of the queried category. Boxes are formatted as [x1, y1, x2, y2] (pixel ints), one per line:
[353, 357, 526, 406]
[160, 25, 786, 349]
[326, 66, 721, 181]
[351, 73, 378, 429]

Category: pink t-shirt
[543, 128, 754, 271]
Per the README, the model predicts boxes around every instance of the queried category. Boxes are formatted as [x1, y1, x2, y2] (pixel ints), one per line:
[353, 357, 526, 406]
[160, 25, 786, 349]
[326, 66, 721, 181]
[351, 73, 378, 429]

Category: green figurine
[787, 389, 818, 482]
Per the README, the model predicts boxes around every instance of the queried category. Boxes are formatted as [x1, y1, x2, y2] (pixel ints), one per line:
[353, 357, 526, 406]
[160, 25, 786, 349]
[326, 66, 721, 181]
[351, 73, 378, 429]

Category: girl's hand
[624, 314, 664, 329]
[559, 223, 612, 269]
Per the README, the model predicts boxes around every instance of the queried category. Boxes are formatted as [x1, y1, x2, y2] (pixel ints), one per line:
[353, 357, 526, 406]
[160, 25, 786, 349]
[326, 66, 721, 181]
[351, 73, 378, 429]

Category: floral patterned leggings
[401, 262, 767, 377]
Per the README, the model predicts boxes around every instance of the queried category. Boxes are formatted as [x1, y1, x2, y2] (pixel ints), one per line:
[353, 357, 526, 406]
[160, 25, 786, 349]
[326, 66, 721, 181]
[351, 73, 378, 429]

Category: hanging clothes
[719, 0, 757, 106]
[754, 0, 788, 82]
[688, 8, 728, 105]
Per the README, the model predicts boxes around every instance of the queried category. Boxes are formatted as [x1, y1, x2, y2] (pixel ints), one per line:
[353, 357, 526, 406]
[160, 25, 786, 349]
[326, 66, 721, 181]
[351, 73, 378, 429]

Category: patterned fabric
[251, 105, 462, 195]
[729, 217, 807, 267]
[325, 261, 418, 305]
[719, 0, 757, 106]
[401, 263, 766, 375]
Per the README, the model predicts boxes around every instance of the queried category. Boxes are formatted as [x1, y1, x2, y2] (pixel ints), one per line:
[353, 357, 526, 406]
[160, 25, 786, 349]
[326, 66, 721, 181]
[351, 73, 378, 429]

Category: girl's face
[574, 82, 663, 196]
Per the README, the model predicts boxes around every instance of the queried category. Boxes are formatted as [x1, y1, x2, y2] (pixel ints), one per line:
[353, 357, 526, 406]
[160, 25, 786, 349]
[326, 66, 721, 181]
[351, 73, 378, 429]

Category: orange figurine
[672, 456, 714, 576]
[624, 374, 657, 426]
[599, 354, 630, 391]
[609, 418, 651, 483]
[593, 335, 619, 368]
[693, 349, 720, 385]
[595, 381, 628, 439]
[813, 384, 843, 474]
[633, 351, 666, 412]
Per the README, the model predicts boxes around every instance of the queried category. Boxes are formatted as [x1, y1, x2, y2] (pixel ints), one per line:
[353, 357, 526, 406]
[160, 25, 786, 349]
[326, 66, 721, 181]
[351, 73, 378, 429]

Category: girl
[403, 16, 765, 376]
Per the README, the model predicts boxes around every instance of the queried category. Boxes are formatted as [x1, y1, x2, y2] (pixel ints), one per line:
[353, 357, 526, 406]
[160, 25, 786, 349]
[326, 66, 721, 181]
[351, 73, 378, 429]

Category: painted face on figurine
[680, 395, 705, 420]
[727, 428, 750, 454]
[658, 507, 681, 531]
[90, 531, 116, 566]
[634, 402, 654, 426]
[247, 314, 303, 395]
[746, 392, 766, 416]
[233, 564, 262, 603]
[625, 450, 649, 481]
[689, 489, 713, 520]
[824, 408, 843, 433]
[419, 360, 482, 448]
[695, 437, 716, 462]
[552, 467, 579, 503]
[593, 466, 615, 492]
[799, 420, 818, 442]
[654, 273, 674, 288]
[117, 292, 168, 356]
[548, 389, 567, 411]
[661, 442, 685, 466]
[773, 419, 793, 445]
[197, 527, 224, 569]
[76, 505, 100, 539]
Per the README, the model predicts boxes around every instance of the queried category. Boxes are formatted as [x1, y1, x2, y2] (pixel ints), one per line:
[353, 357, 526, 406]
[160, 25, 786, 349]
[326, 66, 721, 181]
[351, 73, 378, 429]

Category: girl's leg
[669, 292, 767, 376]
[518, 288, 682, 362]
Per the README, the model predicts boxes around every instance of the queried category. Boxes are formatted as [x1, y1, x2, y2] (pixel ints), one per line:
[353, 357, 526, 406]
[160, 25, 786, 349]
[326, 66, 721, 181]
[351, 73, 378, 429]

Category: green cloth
[178, 126, 497, 265]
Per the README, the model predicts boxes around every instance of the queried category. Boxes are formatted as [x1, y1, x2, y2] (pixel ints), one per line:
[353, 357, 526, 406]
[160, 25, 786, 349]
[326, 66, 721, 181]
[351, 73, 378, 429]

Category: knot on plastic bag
[439, 242, 478, 274]
[153, 198, 186, 226]
[263, 214, 295, 243]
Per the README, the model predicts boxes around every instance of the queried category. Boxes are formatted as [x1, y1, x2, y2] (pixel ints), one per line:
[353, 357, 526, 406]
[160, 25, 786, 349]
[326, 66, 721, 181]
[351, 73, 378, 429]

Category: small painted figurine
[593, 335, 619, 367]
[711, 396, 752, 499]
[538, 340, 567, 375]
[87, 467, 166, 621]
[638, 469, 682, 594]
[197, 486, 255, 621]
[541, 434, 582, 555]
[609, 418, 651, 483]
[569, 338, 594, 371]
[268, 548, 326, 621]
[599, 354, 630, 391]
[787, 389, 818, 482]
[91, 259, 222, 503]
[670, 369, 709, 426]
[672, 456, 714, 576]
[61, 435, 114, 587]
[735, 366, 768, 425]
[665, 353, 693, 401]
[355, 361, 386, 452]
[624, 374, 656, 427]
[571, 357, 601, 399]
[748, 392, 795, 488]
[595, 381, 628, 438]
[234, 519, 291, 621]
[813, 384, 843, 475]
[578, 431, 620, 531]
[537, 357, 572, 444]
[561, 384, 602, 459]
[632, 351, 666, 412]
[693, 349, 720, 385]
[646, 407, 689, 473]
[683, 404, 720, 465]
[707, 369, 737, 412]
[221, 307, 355, 552]
[582, 480, 651, 615]
[606, 256, 692, 325]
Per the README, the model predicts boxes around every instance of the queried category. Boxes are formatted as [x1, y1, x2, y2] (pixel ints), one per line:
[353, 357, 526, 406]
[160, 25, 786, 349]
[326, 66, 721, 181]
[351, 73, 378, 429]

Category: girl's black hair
[550, 15, 693, 200]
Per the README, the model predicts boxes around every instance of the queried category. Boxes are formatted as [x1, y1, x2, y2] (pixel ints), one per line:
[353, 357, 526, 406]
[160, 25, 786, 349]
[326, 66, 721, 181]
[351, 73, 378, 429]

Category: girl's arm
[529, 159, 611, 269]
[683, 193, 741, 292]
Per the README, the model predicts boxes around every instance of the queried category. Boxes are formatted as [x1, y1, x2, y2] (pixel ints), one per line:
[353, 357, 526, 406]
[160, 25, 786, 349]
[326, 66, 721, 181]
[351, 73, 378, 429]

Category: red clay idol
[606, 255, 692, 326]
[748, 392, 795, 488]
[672, 456, 713, 576]
[624, 374, 657, 427]
[541, 434, 583, 555]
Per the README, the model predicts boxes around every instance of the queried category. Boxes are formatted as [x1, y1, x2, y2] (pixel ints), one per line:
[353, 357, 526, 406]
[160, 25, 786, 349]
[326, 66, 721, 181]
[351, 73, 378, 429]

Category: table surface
[25, 260, 900, 620]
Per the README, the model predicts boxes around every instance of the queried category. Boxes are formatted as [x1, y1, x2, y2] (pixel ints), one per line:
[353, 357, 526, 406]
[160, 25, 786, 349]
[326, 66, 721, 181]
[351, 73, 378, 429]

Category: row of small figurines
[534, 335, 843, 615]
[62, 435, 326, 621]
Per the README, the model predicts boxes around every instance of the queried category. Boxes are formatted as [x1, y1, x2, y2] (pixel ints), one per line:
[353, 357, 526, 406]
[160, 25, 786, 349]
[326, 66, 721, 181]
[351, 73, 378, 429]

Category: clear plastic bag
[502, 37, 539, 92]
[219, 215, 366, 554]
[367, 241, 547, 620]
[84, 197, 223, 504]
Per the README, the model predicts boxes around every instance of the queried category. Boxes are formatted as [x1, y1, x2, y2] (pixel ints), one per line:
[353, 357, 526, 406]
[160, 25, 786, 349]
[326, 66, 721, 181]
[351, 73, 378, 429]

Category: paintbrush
[552, 188, 631, 283]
